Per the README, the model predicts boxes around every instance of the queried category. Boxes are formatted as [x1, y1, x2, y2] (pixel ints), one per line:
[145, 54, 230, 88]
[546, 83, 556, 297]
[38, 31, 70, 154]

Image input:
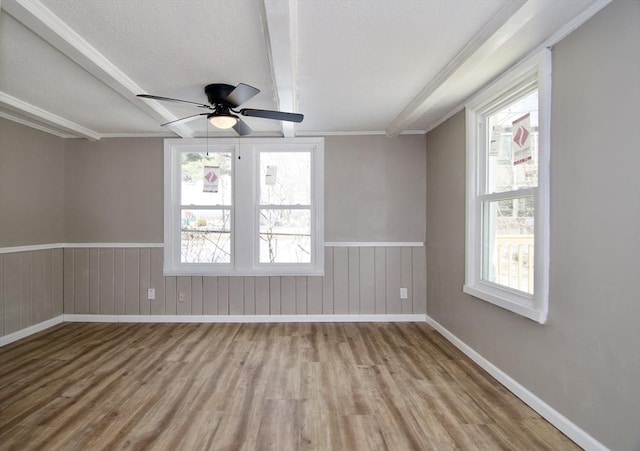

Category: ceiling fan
[137, 83, 303, 136]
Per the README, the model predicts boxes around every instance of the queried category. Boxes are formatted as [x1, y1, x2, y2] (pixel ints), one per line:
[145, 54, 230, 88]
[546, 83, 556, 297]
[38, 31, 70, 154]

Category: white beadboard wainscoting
[0, 243, 426, 341]
[0, 248, 64, 339]
[62, 245, 426, 317]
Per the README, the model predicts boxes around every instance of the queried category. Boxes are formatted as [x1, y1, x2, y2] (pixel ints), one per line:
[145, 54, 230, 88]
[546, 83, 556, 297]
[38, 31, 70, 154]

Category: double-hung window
[464, 50, 551, 323]
[164, 137, 324, 276]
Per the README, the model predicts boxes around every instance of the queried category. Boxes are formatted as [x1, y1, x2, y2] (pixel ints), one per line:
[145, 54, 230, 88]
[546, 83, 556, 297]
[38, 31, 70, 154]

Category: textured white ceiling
[37, 0, 278, 108]
[0, 0, 604, 139]
[296, 0, 506, 132]
[0, 12, 164, 134]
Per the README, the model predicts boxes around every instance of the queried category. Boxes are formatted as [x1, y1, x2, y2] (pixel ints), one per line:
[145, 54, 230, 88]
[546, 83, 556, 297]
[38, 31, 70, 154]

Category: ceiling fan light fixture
[209, 114, 238, 129]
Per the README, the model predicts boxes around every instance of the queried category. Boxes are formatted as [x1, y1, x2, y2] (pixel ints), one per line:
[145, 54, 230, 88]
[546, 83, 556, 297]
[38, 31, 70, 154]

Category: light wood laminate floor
[0, 322, 579, 450]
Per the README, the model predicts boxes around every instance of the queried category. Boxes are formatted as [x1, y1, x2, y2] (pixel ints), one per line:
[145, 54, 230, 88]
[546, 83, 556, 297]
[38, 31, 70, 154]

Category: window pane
[482, 197, 534, 294]
[487, 91, 538, 194]
[259, 209, 310, 263]
[181, 209, 231, 263]
[260, 152, 310, 205]
[181, 152, 232, 206]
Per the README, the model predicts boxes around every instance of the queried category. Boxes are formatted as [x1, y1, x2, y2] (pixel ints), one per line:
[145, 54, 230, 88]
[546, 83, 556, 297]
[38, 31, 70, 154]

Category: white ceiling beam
[0, 91, 100, 140]
[2, 0, 194, 138]
[0, 110, 76, 139]
[385, 0, 532, 137]
[260, 0, 299, 138]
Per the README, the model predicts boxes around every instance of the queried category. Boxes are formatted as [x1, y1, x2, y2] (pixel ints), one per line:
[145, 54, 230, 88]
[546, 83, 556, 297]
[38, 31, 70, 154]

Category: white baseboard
[0, 315, 64, 347]
[63, 313, 426, 324]
[425, 316, 608, 451]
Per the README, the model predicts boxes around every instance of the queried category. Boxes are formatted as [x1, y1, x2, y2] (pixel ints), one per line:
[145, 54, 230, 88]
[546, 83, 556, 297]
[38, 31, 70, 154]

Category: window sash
[480, 196, 535, 295]
[164, 138, 324, 276]
[464, 49, 550, 324]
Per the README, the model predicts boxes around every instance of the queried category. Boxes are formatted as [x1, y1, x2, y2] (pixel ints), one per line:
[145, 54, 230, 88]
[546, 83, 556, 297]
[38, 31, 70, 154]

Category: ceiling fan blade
[161, 113, 209, 127]
[233, 118, 253, 136]
[225, 83, 260, 108]
[239, 108, 304, 123]
[137, 94, 211, 109]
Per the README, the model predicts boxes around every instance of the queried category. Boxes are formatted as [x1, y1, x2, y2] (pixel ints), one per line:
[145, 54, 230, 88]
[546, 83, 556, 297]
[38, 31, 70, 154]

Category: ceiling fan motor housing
[137, 82, 301, 134]
[205, 84, 236, 106]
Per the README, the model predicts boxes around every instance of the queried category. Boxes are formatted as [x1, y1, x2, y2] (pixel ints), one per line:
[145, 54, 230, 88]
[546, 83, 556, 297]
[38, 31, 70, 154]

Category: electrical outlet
[178, 292, 185, 303]
[400, 287, 408, 299]
[147, 288, 155, 300]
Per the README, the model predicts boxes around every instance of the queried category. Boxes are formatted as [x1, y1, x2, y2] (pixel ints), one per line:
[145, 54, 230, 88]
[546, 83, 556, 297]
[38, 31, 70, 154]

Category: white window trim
[464, 49, 551, 324]
[163, 137, 324, 277]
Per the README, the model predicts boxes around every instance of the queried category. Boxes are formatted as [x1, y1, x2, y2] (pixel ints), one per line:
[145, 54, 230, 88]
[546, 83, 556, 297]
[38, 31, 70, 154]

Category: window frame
[464, 50, 551, 323]
[163, 137, 324, 277]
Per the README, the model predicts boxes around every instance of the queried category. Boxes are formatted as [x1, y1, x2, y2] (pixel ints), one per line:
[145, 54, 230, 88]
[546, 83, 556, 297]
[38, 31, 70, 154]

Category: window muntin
[164, 138, 324, 276]
[464, 50, 550, 323]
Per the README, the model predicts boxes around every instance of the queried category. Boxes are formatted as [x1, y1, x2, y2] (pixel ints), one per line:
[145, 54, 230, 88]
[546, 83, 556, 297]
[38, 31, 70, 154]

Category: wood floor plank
[0, 322, 580, 450]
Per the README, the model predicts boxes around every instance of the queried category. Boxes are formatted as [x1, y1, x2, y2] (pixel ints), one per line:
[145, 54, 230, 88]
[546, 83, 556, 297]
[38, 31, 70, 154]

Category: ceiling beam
[385, 0, 531, 137]
[0, 91, 100, 140]
[260, 0, 299, 138]
[2, 0, 194, 138]
[0, 110, 76, 138]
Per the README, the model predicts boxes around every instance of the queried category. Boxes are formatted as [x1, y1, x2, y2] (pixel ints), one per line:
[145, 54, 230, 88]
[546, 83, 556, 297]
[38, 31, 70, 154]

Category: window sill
[463, 283, 547, 324]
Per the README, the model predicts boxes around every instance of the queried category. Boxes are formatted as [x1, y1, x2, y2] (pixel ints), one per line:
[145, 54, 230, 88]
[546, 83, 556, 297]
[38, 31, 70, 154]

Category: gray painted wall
[64, 137, 164, 243]
[325, 135, 426, 242]
[1, 132, 427, 339]
[425, 2, 640, 450]
[63, 134, 426, 243]
[59, 134, 427, 319]
[0, 119, 65, 247]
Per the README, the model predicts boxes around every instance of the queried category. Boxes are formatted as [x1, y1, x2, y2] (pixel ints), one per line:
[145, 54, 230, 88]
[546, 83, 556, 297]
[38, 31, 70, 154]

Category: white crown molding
[425, 316, 609, 451]
[423, 0, 612, 136]
[297, 130, 426, 137]
[2, 0, 193, 138]
[424, 105, 465, 134]
[260, 0, 299, 138]
[385, 0, 528, 137]
[0, 110, 76, 138]
[0, 91, 100, 140]
[98, 132, 176, 139]
[539, 0, 612, 50]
